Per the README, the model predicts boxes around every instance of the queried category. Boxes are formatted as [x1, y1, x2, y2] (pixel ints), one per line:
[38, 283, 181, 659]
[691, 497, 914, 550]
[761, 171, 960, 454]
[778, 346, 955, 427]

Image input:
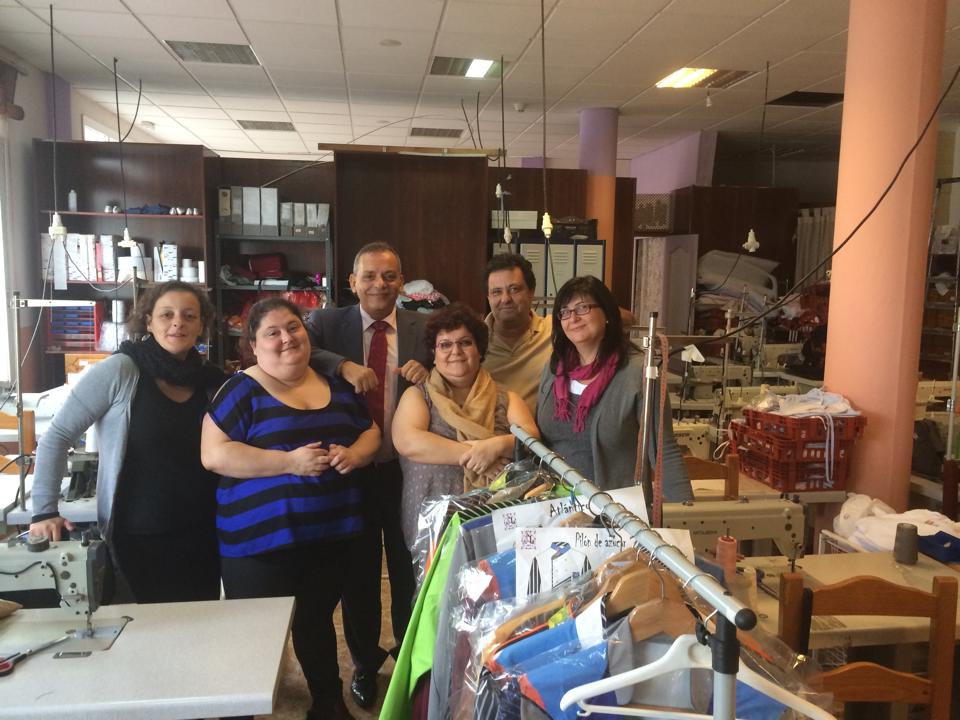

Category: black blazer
[305, 304, 432, 409]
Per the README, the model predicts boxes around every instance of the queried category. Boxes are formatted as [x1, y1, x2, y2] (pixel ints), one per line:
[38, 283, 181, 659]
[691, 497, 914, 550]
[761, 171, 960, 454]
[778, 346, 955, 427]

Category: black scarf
[117, 335, 228, 391]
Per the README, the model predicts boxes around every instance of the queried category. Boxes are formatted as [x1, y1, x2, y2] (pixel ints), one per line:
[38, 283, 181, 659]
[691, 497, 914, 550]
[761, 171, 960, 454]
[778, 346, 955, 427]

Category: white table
[0, 597, 294, 719]
[743, 551, 960, 648]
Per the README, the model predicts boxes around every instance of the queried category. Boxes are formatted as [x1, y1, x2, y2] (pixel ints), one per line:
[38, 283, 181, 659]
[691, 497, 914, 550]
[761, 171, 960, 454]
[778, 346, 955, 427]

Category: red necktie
[366, 320, 389, 430]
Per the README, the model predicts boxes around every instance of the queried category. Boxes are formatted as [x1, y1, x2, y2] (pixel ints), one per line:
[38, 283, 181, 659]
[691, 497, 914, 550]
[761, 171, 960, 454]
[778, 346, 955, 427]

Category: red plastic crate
[739, 446, 850, 492]
[729, 420, 856, 492]
[742, 409, 866, 442]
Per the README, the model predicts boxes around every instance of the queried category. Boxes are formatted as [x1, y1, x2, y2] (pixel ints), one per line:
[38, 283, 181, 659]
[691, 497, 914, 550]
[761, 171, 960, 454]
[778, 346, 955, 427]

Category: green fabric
[381, 513, 463, 720]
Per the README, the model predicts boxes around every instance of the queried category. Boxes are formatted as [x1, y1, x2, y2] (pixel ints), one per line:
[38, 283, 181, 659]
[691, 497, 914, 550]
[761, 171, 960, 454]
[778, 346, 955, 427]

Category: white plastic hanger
[559, 633, 836, 720]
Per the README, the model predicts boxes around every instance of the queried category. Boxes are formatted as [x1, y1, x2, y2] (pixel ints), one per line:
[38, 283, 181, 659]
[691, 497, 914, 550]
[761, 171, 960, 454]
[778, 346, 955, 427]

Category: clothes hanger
[558, 633, 837, 720]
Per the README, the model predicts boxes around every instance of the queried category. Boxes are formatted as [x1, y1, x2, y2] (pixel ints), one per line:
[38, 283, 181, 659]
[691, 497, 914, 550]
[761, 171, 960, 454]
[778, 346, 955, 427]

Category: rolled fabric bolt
[716, 534, 738, 584]
[893, 523, 918, 565]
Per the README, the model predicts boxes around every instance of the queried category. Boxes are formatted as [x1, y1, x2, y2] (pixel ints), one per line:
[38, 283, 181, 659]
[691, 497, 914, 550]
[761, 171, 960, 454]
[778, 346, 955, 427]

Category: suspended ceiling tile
[280, 87, 348, 102]
[432, 31, 529, 61]
[124, 0, 232, 18]
[17, 0, 127, 10]
[287, 102, 352, 115]
[348, 72, 423, 92]
[140, 91, 217, 106]
[243, 21, 340, 48]
[253, 45, 344, 72]
[342, 48, 431, 75]
[340, 0, 444, 30]
[270, 68, 344, 88]
[231, 0, 338, 25]
[443, 2, 541, 35]
[164, 106, 231, 119]
[179, 117, 240, 130]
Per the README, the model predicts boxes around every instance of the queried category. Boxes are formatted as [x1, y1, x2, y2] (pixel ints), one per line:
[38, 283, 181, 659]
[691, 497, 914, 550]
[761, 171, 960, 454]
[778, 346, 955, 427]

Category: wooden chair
[0, 410, 35, 472]
[778, 572, 958, 720]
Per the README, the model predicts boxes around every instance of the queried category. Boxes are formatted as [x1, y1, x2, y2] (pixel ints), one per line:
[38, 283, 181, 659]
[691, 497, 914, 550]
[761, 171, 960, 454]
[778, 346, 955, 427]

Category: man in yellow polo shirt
[483, 253, 552, 413]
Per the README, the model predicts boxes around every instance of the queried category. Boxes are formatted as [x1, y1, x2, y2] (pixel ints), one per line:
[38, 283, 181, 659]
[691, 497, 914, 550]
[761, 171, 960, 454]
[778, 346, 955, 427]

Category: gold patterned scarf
[426, 366, 499, 491]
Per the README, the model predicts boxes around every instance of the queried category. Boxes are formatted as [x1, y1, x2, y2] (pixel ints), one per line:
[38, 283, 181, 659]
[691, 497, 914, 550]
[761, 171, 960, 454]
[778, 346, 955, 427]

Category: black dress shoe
[350, 669, 378, 709]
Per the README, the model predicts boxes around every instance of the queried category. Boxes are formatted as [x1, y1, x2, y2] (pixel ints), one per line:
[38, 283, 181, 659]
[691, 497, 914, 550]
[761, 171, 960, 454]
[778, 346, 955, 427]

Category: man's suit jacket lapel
[343, 305, 365, 365]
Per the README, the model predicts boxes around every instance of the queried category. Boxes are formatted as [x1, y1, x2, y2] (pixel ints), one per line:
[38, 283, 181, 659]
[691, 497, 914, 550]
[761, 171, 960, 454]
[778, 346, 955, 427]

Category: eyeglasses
[435, 338, 475, 352]
[558, 303, 601, 320]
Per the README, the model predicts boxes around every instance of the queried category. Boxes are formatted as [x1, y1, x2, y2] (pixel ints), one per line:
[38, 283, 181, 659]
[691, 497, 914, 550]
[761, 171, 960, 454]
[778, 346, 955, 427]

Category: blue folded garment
[918, 531, 960, 563]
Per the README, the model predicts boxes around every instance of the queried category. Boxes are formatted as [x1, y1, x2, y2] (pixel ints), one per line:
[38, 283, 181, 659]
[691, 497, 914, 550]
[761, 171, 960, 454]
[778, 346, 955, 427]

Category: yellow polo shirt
[483, 312, 553, 414]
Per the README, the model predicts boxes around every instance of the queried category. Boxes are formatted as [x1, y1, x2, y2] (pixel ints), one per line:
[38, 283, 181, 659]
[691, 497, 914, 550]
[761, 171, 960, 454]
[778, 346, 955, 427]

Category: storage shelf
[925, 301, 955, 310]
[216, 233, 327, 243]
[920, 352, 954, 362]
[43, 210, 204, 219]
[217, 283, 289, 292]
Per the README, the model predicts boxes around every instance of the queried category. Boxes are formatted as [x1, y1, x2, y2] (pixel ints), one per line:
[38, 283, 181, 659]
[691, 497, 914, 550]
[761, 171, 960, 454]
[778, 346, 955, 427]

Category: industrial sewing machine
[662, 497, 804, 561]
[0, 534, 128, 656]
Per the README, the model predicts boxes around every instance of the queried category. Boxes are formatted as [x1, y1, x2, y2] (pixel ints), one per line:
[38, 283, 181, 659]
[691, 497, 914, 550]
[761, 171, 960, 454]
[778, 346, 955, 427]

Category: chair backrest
[778, 572, 958, 720]
[0, 410, 36, 459]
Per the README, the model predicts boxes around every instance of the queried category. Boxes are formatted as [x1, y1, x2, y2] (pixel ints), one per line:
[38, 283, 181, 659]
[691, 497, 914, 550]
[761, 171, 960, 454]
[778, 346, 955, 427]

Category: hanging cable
[671, 60, 960, 356]
[119, 79, 143, 142]
[539, 0, 548, 212]
[460, 99, 477, 148]
[476, 90, 483, 149]
[500, 55, 506, 169]
[113, 58, 129, 229]
[48, 4, 58, 213]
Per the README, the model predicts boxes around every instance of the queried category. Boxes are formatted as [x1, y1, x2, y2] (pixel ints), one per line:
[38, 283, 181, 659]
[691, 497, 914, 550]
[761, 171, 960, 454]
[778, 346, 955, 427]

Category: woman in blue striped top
[202, 297, 380, 720]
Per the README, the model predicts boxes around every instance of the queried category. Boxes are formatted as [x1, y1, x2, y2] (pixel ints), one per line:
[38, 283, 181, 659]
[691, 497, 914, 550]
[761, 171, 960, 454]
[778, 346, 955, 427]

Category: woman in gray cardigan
[536, 276, 692, 503]
[29, 281, 227, 604]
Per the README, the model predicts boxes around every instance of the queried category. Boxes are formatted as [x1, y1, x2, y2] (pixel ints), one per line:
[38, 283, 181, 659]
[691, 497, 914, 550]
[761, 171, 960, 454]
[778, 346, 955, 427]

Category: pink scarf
[553, 351, 620, 432]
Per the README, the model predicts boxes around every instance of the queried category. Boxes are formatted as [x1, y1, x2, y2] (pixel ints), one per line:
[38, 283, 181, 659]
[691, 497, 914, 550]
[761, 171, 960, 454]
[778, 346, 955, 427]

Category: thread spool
[893, 523, 918, 565]
[716, 534, 738, 584]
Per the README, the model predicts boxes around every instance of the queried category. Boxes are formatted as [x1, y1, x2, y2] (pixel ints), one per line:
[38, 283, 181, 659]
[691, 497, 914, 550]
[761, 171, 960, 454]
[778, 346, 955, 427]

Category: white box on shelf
[153, 243, 179, 282]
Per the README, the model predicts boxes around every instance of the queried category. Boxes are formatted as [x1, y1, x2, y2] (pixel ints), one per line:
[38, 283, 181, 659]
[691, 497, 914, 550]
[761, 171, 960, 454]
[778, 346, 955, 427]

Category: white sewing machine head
[0, 534, 108, 632]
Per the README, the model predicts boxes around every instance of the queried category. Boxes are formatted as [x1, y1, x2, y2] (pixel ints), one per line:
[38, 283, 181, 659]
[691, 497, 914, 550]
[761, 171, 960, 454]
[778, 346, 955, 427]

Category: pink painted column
[825, 0, 946, 508]
[579, 107, 618, 285]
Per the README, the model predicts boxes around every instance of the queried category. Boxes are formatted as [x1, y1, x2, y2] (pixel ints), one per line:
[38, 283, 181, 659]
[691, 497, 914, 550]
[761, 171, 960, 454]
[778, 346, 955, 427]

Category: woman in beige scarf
[394, 303, 538, 549]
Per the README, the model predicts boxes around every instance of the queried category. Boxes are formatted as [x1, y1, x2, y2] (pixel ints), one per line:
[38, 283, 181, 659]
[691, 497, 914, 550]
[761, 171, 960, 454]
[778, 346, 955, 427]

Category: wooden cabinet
[33, 140, 216, 386]
[214, 230, 333, 371]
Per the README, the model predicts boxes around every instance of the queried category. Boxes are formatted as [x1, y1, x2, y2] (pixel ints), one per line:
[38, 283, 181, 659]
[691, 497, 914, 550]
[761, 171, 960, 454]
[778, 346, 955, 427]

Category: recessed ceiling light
[430, 56, 503, 78]
[656, 68, 717, 88]
[379, 39, 402, 47]
[465, 59, 494, 78]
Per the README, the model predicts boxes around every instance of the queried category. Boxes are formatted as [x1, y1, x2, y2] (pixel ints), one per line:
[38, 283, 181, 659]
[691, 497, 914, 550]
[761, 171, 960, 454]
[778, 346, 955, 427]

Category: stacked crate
[730, 409, 867, 492]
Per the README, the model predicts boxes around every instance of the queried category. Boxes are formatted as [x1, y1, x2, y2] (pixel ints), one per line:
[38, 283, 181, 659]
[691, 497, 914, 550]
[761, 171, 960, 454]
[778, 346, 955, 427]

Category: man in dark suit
[306, 242, 431, 709]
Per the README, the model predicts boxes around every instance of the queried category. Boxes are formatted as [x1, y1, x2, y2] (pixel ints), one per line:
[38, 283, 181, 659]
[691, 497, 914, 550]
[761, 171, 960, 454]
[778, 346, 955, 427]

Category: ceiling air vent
[768, 91, 844, 108]
[410, 127, 463, 139]
[237, 120, 296, 132]
[166, 41, 260, 66]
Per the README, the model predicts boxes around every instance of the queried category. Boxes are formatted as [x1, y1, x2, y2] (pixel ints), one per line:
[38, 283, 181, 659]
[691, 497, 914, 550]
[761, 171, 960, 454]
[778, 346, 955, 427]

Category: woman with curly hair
[393, 302, 538, 549]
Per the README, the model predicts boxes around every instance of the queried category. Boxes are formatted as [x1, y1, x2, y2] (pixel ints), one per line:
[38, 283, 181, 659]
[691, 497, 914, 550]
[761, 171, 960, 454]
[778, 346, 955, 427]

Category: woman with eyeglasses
[393, 302, 538, 549]
[537, 276, 692, 500]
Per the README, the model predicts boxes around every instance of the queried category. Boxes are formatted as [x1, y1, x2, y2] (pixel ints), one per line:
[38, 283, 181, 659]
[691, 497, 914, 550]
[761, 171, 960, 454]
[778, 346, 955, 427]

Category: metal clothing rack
[511, 425, 757, 720]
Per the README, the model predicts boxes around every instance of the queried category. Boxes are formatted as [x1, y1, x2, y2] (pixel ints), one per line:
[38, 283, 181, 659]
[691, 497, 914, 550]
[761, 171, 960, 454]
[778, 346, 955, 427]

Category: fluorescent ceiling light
[656, 67, 717, 89]
[465, 59, 494, 78]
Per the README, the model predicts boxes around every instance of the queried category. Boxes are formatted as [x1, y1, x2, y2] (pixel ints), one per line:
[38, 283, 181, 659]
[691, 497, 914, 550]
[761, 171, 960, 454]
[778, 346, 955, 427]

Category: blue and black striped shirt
[208, 372, 372, 558]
